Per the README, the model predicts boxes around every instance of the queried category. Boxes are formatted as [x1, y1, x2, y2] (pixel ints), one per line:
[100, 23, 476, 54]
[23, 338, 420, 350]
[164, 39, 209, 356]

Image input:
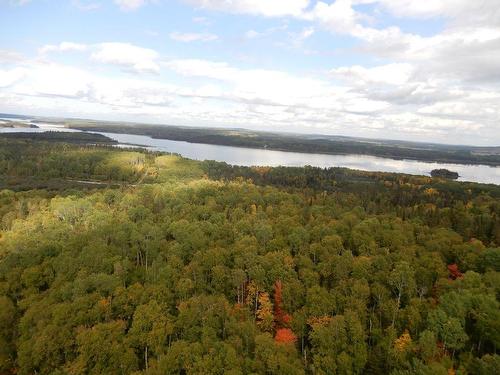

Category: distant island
[431, 168, 460, 180]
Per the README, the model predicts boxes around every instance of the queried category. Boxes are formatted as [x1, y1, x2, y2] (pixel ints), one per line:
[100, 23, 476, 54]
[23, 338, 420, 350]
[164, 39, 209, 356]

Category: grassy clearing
[153, 154, 204, 182]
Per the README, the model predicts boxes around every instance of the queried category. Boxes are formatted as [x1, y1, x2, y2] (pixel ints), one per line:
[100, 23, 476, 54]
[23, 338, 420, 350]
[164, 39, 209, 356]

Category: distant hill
[0, 131, 116, 144]
[2, 113, 500, 166]
[66, 119, 500, 166]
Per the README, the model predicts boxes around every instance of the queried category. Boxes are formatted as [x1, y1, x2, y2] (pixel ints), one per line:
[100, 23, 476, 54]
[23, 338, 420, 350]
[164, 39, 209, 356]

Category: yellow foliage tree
[394, 331, 412, 353]
[256, 292, 274, 332]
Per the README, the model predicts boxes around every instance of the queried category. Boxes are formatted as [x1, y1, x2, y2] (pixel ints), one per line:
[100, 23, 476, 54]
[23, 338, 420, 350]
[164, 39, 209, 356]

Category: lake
[2, 120, 499, 185]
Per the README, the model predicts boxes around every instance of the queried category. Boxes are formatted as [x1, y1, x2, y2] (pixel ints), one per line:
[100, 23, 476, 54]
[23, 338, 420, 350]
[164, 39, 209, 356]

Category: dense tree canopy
[0, 137, 499, 374]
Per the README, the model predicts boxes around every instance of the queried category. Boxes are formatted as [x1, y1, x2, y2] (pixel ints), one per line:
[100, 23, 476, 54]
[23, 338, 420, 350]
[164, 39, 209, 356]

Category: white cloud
[164, 59, 234, 80]
[245, 30, 262, 39]
[169, 32, 218, 42]
[305, 0, 406, 43]
[164, 58, 366, 111]
[2, 56, 496, 144]
[13, 64, 92, 98]
[299, 26, 314, 40]
[90, 43, 160, 73]
[0, 49, 24, 64]
[331, 63, 414, 86]
[244, 24, 288, 39]
[301, 0, 500, 87]
[5, 0, 31, 5]
[286, 26, 315, 49]
[184, 0, 311, 17]
[343, 97, 389, 113]
[371, 0, 500, 27]
[306, 0, 359, 34]
[418, 93, 500, 124]
[0, 67, 26, 88]
[34, 42, 160, 73]
[192, 16, 211, 25]
[6, 60, 177, 107]
[38, 42, 88, 55]
[114, 0, 150, 11]
[144, 29, 160, 37]
[354, 27, 500, 86]
[71, 0, 101, 11]
[36, 42, 161, 75]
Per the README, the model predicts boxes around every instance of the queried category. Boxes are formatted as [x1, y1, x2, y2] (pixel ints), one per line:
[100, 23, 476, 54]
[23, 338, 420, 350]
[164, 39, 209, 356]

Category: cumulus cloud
[164, 58, 340, 107]
[301, 1, 500, 86]
[203, 0, 499, 87]
[398, 28, 500, 84]
[12, 64, 92, 99]
[169, 32, 218, 42]
[3, 55, 495, 144]
[6, 60, 177, 107]
[36, 42, 161, 74]
[90, 43, 160, 74]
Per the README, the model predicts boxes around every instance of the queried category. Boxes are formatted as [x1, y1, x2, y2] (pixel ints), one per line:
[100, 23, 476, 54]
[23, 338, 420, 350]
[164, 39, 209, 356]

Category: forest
[0, 135, 499, 375]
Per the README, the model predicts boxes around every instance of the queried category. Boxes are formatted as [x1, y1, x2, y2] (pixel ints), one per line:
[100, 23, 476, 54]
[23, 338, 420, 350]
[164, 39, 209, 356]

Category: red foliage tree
[273, 280, 298, 344]
[282, 313, 292, 325]
[447, 264, 463, 280]
[275, 328, 297, 344]
[274, 280, 285, 327]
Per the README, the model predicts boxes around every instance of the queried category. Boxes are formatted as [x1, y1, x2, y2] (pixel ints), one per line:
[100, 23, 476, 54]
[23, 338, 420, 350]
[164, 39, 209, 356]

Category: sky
[0, 0, 499, 145]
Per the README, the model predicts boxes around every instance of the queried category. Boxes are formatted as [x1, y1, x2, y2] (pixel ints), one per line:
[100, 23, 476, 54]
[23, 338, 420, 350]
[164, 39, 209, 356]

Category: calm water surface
[2, 122, 499, 185]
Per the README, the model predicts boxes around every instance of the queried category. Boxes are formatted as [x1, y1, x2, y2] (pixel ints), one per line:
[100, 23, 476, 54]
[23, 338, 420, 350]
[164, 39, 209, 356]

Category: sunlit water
[2, 122, 499, 185]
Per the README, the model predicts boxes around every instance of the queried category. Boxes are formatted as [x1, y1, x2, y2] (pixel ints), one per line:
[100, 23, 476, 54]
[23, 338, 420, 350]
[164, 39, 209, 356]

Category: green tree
[70, 320, 138, 375]
[129, 300, 174, 370]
